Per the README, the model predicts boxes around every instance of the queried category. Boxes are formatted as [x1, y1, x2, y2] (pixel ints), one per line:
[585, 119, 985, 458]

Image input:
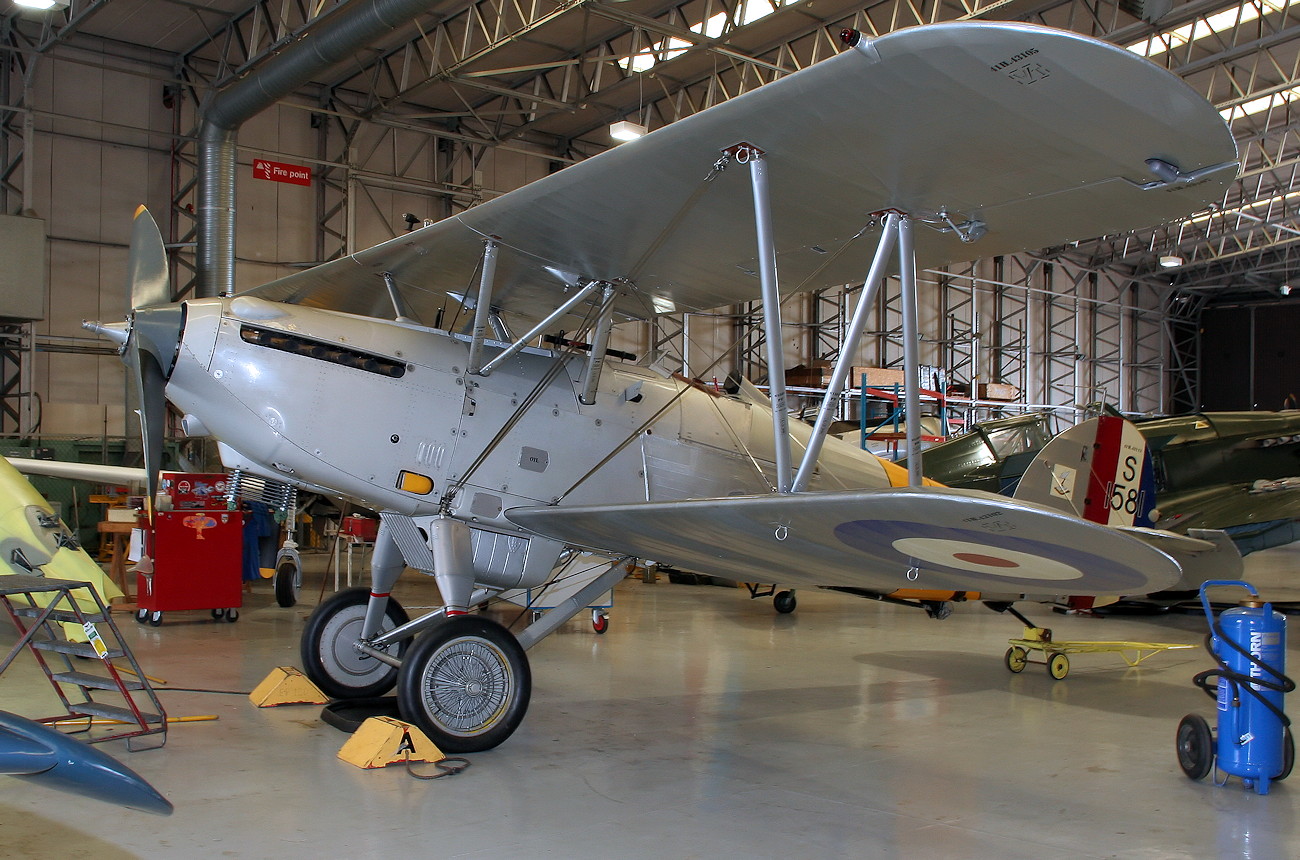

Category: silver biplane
[31, 22, 1242, 752]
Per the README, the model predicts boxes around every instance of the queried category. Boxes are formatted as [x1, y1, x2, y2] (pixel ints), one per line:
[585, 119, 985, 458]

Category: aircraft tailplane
[1012, 415, 1159, 529]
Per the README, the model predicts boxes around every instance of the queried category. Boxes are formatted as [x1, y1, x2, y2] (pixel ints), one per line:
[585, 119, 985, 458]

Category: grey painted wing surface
[505, 486, 1184, 596]
[246, 21, 1236, 331]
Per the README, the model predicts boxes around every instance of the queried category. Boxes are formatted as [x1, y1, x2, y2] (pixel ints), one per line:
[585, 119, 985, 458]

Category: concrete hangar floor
[1, 547, 1297, 859]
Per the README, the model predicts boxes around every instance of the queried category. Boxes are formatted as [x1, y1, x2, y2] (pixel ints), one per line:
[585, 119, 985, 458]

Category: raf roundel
[889, 537, 1083, 581]
[833, 518, 1156, 592]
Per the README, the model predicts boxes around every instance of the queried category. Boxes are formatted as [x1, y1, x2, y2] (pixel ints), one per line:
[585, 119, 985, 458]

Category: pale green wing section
[1155, 481, 1300, 533]
[505, 486, 1184, 597]
[5, 457, 148, 487]
[1153, 480, 1300, 555]
[244, 21, 1236, 332]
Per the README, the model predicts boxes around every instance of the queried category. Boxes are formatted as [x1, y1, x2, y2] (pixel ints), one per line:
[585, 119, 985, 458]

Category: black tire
[592, 611, 608, 634]
[320, 696, 402, 733]
[274, 559, 299, 608]
[773, 590, 796, 614]
[1004, 646, 1027, 673]
[397, 615, 530, 753]
[148, 610, 163, 627]
[1176, 713, 1214, 781]
[300, 587, 410, 699]
[1276, 726, 1295, 781]
[1047, 653, 1070, 680]
[211, 609, 224, 621]
[226, 608, 239, 623]
[135, 608, 148, 624]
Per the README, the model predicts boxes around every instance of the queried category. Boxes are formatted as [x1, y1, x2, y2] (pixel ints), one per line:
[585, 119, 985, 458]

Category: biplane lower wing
[505, 487, 1183, 597]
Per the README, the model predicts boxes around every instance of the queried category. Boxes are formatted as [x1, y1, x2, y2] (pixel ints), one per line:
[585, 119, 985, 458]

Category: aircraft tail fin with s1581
[1012, 414, 1242, 593]
[1013, 414, 1158, 528]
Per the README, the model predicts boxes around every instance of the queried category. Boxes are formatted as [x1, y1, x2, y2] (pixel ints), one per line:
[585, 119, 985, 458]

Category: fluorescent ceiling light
[650, 295, 677, 313]
[1127, 0, 1286, 59]
[610, 120, 647, 142]
[13, 0, 65, 8]
[1159, 254, 1183, 268]
[618, 0, 789, 73]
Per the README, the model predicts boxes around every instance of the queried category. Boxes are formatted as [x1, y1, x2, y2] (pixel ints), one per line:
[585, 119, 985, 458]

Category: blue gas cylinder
[1210, 594, 1287, 794]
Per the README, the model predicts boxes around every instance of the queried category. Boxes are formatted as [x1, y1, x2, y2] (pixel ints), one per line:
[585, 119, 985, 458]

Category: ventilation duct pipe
[197, 0, 443, 298]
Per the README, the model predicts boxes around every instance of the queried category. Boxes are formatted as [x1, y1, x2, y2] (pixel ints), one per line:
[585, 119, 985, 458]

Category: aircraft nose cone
[128, 304, 186, 380]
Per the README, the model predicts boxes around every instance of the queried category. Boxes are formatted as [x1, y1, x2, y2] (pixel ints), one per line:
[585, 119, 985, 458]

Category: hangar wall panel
[232, 102, 319, 291]
[23, 51, 175, 435]
[0, 215, 47, 322]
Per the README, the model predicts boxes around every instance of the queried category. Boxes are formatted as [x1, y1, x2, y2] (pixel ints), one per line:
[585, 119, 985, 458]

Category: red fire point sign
[253, 158, 312, 186]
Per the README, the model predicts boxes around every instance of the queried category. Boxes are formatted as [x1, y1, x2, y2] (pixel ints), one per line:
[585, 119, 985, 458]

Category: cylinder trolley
[1176, 580, 1295, 795]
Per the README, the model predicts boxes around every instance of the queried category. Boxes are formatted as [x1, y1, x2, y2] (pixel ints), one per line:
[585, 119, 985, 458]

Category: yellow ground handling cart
[1004, 625, 1196, 680]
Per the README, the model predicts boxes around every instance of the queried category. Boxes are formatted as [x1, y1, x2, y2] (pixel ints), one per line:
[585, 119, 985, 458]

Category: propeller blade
[118, 206, 183, 527]
[125, 333, 168, 516]
[127, 205, 171, 310]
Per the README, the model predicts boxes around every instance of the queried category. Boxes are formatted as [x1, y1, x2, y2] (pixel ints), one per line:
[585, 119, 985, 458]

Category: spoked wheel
[397, 615, 530, 753]
[301, 587, 410, 699]
[274, 557, 301, 608]
[1004, 646, 1027, 673]
[773, 590, 797, 614]
[1176, 713, 1215, 781]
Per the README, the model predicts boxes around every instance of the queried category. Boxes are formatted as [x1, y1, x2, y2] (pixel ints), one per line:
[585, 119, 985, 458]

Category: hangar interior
[2, 0, 1300, 857]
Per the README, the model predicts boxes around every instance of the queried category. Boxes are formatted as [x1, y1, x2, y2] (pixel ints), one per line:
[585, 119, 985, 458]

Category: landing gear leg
[300, 522, 410, 698]
[394, 516, 533, 751]
[923, 600, 953, 620]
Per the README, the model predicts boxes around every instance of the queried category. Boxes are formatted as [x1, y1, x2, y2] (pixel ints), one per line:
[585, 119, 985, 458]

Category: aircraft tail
[1012, 414, 1159, 529]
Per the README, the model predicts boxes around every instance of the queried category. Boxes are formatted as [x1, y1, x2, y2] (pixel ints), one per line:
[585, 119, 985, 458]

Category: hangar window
[240, 326, 406, 378]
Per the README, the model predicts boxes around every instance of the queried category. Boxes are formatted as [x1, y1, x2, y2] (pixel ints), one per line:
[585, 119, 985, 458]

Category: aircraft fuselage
[164, 297, 905, 539]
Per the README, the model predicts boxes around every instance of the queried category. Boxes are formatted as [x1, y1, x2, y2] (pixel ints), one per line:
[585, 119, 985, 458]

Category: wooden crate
[978, 382, 1020, 401]
[854, 367, 906, 388]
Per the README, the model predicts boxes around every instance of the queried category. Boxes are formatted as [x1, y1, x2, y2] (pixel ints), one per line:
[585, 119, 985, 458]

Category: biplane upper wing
[505, 486, 1184, 597]
[244, 21, 1236, 332]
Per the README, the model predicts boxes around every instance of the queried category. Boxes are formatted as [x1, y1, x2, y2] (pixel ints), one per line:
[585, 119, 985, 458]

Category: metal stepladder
[0, 574, 167, 750]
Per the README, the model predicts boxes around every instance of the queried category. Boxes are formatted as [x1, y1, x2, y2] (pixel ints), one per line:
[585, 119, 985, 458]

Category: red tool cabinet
[135, 508, 244, 626]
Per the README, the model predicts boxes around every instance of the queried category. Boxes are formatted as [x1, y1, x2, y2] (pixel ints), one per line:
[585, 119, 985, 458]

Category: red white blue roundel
[833, 519, 1156, 592]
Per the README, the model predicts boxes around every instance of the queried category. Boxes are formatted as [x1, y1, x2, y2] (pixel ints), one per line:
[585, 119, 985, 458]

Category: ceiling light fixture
[609, 120, 647, 142]
[13, 0, 68, 9]
[1159, 254, 1183, 268]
